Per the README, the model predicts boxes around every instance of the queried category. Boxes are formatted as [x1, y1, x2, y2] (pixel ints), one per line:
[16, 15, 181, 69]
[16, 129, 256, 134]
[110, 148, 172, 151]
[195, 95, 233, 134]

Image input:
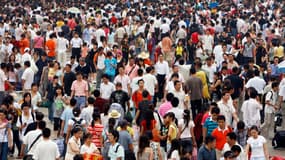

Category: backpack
[71, 118, 84, 136]
[272, 130, 285, 148]
[19, 112, 35, 125]
[102, 130, 121, 160]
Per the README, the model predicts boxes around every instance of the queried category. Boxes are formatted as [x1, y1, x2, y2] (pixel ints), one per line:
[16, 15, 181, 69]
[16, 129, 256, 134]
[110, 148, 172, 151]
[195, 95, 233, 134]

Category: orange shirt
[45, 39, 56, 57]
[212, 126, 232, 150]
[161, 37, 172, 53]
[19, 38, 30, 54]
[131, 90, 151, 109]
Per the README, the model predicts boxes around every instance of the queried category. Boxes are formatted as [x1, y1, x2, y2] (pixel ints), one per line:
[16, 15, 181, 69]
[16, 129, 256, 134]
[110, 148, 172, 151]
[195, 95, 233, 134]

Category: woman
[167, 139, 181, 160]
[101, 118, 116, 159]
[104, 51, 117, 82]
[30, 83, 42, 111]
[135, 33, 145, 55]
[65, 127, 83, 160]
[140, 109, 156, 135]
[88, 112, 104, 150]
[245, 125, 269, 160]
[175, 39, 185, 62]
[53, 61, 63, 85]
[80, 133, 100, 154]
[121, 34, 129, 64]
[178, 110, 196, 159]
[8, 54, 16, 65]
[6, 63, 16, 89]
[146, 131, 163, 160]
[11, 47, 21, 64]
[165, 112, 178, 152]
[210, 72, 222, 102]
[0, 109, 13, 160]
[137, 135, 154, 160]
[53, 86, 66, 137]
[19, 92, 32, 110]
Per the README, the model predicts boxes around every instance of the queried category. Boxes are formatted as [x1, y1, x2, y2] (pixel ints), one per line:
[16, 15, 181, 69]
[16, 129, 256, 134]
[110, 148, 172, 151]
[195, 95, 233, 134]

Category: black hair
[166, 93, 174, 101]
[227, 132, 237, 140]
[237, 121, 245, 130]
[231, 145, 242, 154]
[70, 98, 77, 106]
[24, 61, 31, 67]
[91, 112, 101, 127]
[55, 86, 64, 97]
[205, 135, 215, 144]
[190, 67, 196, 74]
[217, 115, 226, 121]
[108, 118, 116, 132]
[249, 125, 259, 132]
[110, 129, 120, 142]
[167, 139, 181, 158]
[171, 97, 179, 108]
[146, 67, 152, 73]
[72, 127, 82, 134]
[42, 128, 51, 138]
[223, 151, 235, 158]
[102, 74, 110, 80]
[72, 107, 81, 117]
[21, 102, 31, 110]
[249, 87, 258, 98]
[142, 90, 149, 98]
[87, 97, 95, 104]
[211, 106, 220, 114]
[272, 82, 279, 88]
[138, 135, 150, 157]
[93, 90, 100, 97]
[73, 154, 84, 160]
[38, 121, 46, 130]
[35, 112, 44, 121]
[137, 79, 144, 84]
[137, 68, 144, 76]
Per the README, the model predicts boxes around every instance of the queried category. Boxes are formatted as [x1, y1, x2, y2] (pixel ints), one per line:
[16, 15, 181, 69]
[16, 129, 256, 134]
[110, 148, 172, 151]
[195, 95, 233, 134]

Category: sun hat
[108, 110, 121, 119]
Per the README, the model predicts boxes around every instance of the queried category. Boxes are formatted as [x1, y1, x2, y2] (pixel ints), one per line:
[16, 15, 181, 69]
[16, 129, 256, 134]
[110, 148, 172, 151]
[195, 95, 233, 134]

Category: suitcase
[272, 130, 285, 148]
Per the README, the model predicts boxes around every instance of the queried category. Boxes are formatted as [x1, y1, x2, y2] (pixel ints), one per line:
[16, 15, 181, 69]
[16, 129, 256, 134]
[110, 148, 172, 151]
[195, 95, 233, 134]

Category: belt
[75, 96, 86, 97]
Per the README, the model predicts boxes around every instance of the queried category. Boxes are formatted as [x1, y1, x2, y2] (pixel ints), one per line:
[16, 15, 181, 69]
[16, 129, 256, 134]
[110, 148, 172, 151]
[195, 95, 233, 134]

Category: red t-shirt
[87, 124, 104, 148]
[141, 120, 156, 134]
[191, 32, 199, 44]
[212, 126, 232, 150]
[132, 90, 151, 109]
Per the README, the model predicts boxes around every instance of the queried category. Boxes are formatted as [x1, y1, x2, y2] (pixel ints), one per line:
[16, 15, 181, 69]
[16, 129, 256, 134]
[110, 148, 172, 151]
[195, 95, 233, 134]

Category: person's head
[129, 56, 135, 65]
[223, 151, 236, 160]
[166, 93, 174, 102]
[174, 80, 182, 91]
[102, 74, 110, 83]
[226, 132, 237, 146]
[118, 119, 128, 129]
[249, 125, 259, 138]
[217, 115, 226, 129]
[53, 75, 59, 83]
[142, 90, 149, 98]
[65, 64, 72, 72]
[0, 109, 7, 120]
[83, 133, 93, 144]
[42, 128, 51, 139]
[76, 72, 83, 80]
[108, 130, 120, 143]
[23, 92, 31, 103]
[35, 111, 44, 121]
[70, 98, 77, 107]
[138, 135, 150, 156]
[221, 90, 231, 101]
[37, 121, 46, 130]
[72, 107, 81, 117]
[137, 79, 144, 88]
[24, 61, 31, 68]
[164, 112, 175, 124]
[108, 118, 116, 131]
[73, 127, 83, 139]
[0, 63, 6, 71]
[249, 87, 258, 99]
[93, 90, 100, 98]
[73, 154, 84, 160]
[211, 106, 220, 121]
[190, 67, 196, 75]
[55, 86, 64, 97]
[237, 120, 245, 132]
[205, 135, 216, 149]
[137, 68, 144, 76]
[158, 54, 164, 61]
[146, 67, 152, 74]
[172, 65, 179, 73]
[31, 83, 39, 92]
[272, 81, 279, 92]
[115, 82, 122, 90]
[87, 97, 95, 105]
[171, 97, 179, 108]
[231, 145, 242, 157]
[118, 66, 125, 75]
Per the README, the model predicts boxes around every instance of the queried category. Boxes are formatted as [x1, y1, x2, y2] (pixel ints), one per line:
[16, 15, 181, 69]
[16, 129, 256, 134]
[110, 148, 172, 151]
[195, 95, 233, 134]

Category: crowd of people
[0, 0, 285, 160]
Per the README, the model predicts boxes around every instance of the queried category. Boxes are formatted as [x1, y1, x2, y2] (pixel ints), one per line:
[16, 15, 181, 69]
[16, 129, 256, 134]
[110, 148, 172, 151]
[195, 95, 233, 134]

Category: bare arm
[263, 143, 269, 160]
[202, 127, 207, 143]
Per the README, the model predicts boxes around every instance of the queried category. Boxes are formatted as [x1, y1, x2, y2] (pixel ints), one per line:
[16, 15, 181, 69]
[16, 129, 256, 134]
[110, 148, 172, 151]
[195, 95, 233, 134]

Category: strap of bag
[180, 123, 188, 135]
[128, 65, 136, 76]
[28, 134, 42, 151]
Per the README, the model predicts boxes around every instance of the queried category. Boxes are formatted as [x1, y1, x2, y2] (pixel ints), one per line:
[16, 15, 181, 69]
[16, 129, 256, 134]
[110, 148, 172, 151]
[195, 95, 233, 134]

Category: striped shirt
[87, 123, 104, 148]
[203, 117, 218, 136]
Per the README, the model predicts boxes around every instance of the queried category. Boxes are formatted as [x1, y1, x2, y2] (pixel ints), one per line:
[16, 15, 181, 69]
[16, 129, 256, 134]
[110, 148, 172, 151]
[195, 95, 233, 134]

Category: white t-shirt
[265, 90, 278, 114]
[95, 28, 106, 43]
[245, 77, 266, 94]
[160, 23, 170, 33]
[33, 139, 60, 160]
[16, 114, 35, 138]
[67, 117, 86, 127]
[23, 129, 42, 155]
[247, 136, 266, 158]
[217, 100, 236, 126]
[0, 69, 7, 91]
[31, 92, 42, 111]
[202, 64, 217, 83]
[170, 150, 180, 160]
[178, 119, 195, 139]
[57, 37, 69, 52]
[80, 143, 98, 154]
[167, 107, 183, 120]
[100, 82, 115, 99]
[22, 53, 32, 65]
[170, 89, 186, 110]
[22, 67, 35, 90]
[71, 38, 83, 48]
[143, 74, 157, 96]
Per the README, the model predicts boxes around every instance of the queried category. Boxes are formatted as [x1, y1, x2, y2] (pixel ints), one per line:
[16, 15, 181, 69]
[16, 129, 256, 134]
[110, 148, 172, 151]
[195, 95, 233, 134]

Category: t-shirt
[247, 135, 266, 158]
[33, 140, 60, 160]
[0, 69, 7, 91]
[137, 100, 152, 124]
[203, 117, 218, 136]
[45, 39, 56, 57]
[110, 90, 130, 112]
[22, 67, 35, 90]
[80, 143, 98, 154]
[212, 127, 232, 150]
[108, 143, 125, 160]
[118, 130, 133, 151]
[87, 124, 104, 148]
[178, 119, 195, 139]
[100, 82, 115, 100]
[23, 129, 42, 155]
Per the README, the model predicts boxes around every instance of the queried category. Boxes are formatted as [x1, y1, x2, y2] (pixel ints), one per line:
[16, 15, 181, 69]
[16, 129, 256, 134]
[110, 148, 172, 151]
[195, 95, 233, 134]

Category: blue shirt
[104, 58, 117, 76]
[270, 64, 279, 76]
[203, 117, 218, 136]
[60, 107, 74, 133]
[198, 145, 217, 160]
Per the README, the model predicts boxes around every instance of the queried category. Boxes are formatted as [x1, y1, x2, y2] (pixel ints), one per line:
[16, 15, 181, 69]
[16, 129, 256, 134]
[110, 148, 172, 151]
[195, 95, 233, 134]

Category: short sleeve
[71, 81, 75, 91]
[203, 119, 209, 128]
[21, 71, 27, 80]
[265, 91, 272, 101]
[117, 146, 125, 158]
[260, 136, 266, 144]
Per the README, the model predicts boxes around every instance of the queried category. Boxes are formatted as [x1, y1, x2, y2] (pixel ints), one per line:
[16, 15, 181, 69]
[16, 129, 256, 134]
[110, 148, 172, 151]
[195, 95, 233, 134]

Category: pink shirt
[158, 102, 172, 117]
[125, 65, 139, 80]
[71, 80, 88, 96]
[201, 112, 210, 125]
[114, 74, 130, 93]
[34, 36, 44, 49]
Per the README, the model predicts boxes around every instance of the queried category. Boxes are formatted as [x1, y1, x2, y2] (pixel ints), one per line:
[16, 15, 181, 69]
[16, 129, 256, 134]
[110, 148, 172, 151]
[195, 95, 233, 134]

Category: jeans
[47, 100, 54, 122]
[11, 129, 21, 156]
[96, 69, 104, 89]
[156, 74, 166, 100]
[74, 96, 86, 109]
[190, 99, 202, 120]
[251, 157, 266, 160]
[0, 142, 8, 160]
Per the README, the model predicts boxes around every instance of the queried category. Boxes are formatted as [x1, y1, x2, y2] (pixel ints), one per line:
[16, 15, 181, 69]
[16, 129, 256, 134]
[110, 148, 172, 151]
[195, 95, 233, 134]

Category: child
[80, 133, 100, 154]
[234, 121, 247, 148]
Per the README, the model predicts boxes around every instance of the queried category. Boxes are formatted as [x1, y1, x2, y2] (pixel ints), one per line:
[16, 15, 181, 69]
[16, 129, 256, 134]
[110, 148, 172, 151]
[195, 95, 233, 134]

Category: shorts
[54, 117, 62, 131]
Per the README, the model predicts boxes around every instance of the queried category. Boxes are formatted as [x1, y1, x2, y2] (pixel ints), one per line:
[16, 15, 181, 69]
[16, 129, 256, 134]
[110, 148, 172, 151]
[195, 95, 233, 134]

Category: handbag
[23, 134, 42, 160]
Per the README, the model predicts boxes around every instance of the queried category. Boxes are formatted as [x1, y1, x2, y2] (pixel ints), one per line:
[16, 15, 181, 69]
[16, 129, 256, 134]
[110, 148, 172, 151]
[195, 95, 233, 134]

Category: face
[250, 129, 258, 137]
[23, 106, 30, 114]
[76, 74, 82, 80]
[79, 60, 85, 65]
[212, 113, 218, 120]
[218, 120, 225, 129]
[138, 81, 144, 88]
[173, 66, 179, 73]
[209, 140, 216, 149]
[24, 95, 31, 102]
[108, 133, 116, 143]
[129, 58, 135, 65]
[223, 93, 231, 101]
[119, 67, 124, 74]
[32, 85, 38, 92]
[74, 130, 83, 138]
[159, 55, 163, 61]
[0, 112, 5, 120]
[174, 82, 181, 90]
[102, 77, 108, 83]
[56, 88, 62, 94]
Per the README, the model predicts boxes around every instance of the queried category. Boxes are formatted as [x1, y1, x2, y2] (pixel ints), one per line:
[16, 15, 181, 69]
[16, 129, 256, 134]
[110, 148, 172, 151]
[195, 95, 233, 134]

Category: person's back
[186, 76, 203, 100]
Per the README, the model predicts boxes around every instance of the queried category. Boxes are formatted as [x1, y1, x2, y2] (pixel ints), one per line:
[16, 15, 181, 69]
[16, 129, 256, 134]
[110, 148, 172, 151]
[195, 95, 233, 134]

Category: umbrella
[67, 7, 81, 14]
[278, 60, 285, 73]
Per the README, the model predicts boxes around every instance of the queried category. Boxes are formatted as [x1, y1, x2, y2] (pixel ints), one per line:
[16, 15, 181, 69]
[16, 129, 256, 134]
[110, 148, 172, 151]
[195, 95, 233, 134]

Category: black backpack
[272, 130, 285, 148]
[71, 118, 84, 135]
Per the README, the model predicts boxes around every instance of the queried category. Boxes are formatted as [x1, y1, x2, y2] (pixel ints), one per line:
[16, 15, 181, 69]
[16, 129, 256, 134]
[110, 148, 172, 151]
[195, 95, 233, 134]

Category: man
[217, 91, 239, 126]
[24, 112, 44, 136]
[212, 115, 232, 160]
[56, 32, 69, 66]
[203, 29, 214, 54]
[222, 132, 245, 160]
[125, 56, 139, 80]
[75, 57, 91, 76]
[131, 69, 144, 94]
[93, 47, 105, 88]
[118, 120, 135, 160]
[63, 64, 76, 96]
[71, 72, 89, 108]
[185, 67, 203, 119]
[170, 80, 187, 109]
[114, 66, 131, 95]
[160, 19, 170, 38]
[262, 81, 279, 138]
[35, 52, 48, 84]
[22, 61, 35, 91]
[21, 48, 32, 66]
[161, 33, 173, 66]
[110, 83, 130, 112]
[45, 33, 56, 61]
[70, 32, 83, 61]
[167, 97, 183, 120]
[19, 33, 30, 54]
[226, 67, 243, 104]
[243, 35, 256, 65]
[108, 130, 125, 160]
[245, 69, 266, 96]
[155, 54, 169, 101]
[33, 128, 60, 160]
[167, 65, 185, 83]
[20, 121, 46, 159]
[93, 89, 109, 114]
[81, 97, 95, 125]
[203, 106, 220, 141]
[202, 57, 217, 84]
[132, 79, 151, 110]
[45, 76, 60, 122]
[222, 151, 236, 160]
[99, 74, 115, 100]
[198, 135, 217, 160]
[270, 57, 280, 76]
[66, 56, 78, 72]
[143, 66, 158, 101]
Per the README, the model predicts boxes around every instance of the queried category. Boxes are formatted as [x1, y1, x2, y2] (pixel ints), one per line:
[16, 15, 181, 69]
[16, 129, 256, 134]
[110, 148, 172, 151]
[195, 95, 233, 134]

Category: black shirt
[36, 59, 48, 77]
[110, 90, 130, 111]
[63, 71, 76, 96]
[226, 74, 243, 99]
[75, 64, 91, 76]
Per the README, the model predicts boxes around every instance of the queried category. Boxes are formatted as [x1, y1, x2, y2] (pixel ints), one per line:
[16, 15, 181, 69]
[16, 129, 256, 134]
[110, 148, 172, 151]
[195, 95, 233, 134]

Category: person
[0, 109, 13, 160]
[56, 32, 69, 66]
[16, 103, 35, 139]
[45, 75, 60, 123]
[125, 56, 139, 80]
[87, 112, 104, 150]
[158, 93, 174, 117]
[71, 72, 89, 109]
[222, 132, 245, 160]
[45, 33, 57, 60]
[53, 86, 67, 137]
[155, 54, 169, 101]
[104, 51, 117, 82]
[169, 80, 187, 110]
[80, 133, 100, 154]
[93, 89, 109, 114]
[167, 97, 184, 120]
[245, 125, 269, 160]
[178, 109, 196, 157]
[30, 83, 42, 111]
[203, 106, 220, 141]
[20, 121, 46, 159]
[185, 67, 203, 119]
[63, 64, 76, 96]
[118, 120, 135, 160]
[167, 139, 181, 160]
[70, 32, 83, 61]
[65, 107, 86, 142]
[24, 111, 44, 136]
[137, 135, 154, 160]
[198, 135, 217, 160]
[222, 151, 236, 160]
[143, 66, 158, 101]
[75, 57, 91, 76]
[211, 115, 232, 159]
[140, 109, 156, 135]
[108, 130, 125, 160]
[93, 47, 105, 89]
[80, 97, 95, 125]
[245, 69, 266, 95]
[164, 112, 178, 152]
[33, 128, 60, 160]
[21, 61, 34, 91]
[134, 90, 152, 125]
[132, 79, 151, 110]
[113, 66, 131, 95]
[110, 82, 130, 112]
[100, 74, 115, 100]
[65, 127, 83, 160]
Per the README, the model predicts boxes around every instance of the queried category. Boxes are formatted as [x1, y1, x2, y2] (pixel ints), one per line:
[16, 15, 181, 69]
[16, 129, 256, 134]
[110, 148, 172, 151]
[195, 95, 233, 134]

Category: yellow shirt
[56, 21, 64, 28]
[274, 46, 284, 58]
[168, 123, 178, 143]
[117, 126, 134, 137]
[196, 70, 210, 99]
[176, 46, 183, 56]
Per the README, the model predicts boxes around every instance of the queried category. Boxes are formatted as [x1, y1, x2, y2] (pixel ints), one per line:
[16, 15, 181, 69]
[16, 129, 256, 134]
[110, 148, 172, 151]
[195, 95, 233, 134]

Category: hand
[132, 120, 136, 125]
